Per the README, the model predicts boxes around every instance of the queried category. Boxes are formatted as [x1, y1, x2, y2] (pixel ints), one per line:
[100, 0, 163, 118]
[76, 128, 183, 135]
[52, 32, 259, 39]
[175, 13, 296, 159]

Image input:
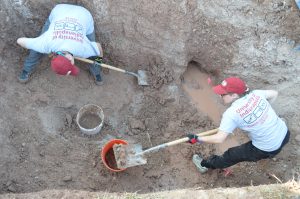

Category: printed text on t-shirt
[52, 18, 84, 43]
[236, 93, 268, 124]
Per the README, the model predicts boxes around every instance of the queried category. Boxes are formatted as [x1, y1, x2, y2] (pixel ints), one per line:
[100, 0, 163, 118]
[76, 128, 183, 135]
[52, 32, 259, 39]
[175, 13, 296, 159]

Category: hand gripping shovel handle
[75, 56, 149, 86]
[136, 128, 219, 156]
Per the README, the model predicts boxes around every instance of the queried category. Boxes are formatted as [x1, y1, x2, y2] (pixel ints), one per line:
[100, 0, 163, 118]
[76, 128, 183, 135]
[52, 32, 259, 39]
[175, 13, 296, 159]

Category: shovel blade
[137, 70, 149, 86]
[113, 144, 147, 169]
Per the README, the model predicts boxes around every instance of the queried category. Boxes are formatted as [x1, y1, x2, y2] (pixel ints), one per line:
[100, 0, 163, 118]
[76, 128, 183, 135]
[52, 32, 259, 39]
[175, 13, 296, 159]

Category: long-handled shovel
[74, 57, 149, 86]
[113, 128, 218, 169]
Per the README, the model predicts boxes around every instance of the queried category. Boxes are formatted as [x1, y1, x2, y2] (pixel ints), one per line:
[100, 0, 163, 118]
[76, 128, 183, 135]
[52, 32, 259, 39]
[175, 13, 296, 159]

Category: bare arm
[96, 42, 103, 57]
[17, 38, 28, 49]
[263, 90, 278, 104]
[197, 130, 229, 144]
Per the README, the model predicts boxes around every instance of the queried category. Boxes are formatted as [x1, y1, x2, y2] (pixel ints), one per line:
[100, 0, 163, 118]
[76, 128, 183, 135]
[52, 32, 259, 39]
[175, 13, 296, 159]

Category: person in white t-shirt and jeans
[17, 4, 104, 85]
[187, 77, 290, 173]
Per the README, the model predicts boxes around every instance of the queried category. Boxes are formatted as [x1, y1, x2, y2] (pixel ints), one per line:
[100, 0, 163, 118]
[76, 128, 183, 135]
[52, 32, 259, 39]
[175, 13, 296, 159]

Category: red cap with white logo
[213, 77, 247, 95]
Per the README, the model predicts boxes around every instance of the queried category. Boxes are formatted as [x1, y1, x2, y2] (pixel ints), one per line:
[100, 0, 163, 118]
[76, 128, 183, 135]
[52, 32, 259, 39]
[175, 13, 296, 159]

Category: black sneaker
[94, 74, 103, 86]
[18, 70, 30, 83]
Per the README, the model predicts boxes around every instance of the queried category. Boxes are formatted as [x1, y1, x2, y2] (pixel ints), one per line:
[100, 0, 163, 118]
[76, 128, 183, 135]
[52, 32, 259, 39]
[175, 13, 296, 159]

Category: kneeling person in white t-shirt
[17, 4, 104, 85]
[187, 77, 290, 174]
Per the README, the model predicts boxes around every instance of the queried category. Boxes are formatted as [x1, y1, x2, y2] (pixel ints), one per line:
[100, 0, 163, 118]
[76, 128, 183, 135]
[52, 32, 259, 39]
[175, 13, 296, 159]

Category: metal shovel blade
[113, 144, 147, 169]
[137, 70, 149, 86]
[125, 70, 149, 86]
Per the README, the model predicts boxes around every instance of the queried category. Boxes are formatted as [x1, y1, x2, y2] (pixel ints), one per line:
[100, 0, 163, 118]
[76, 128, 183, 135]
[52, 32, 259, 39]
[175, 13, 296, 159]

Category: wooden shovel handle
[196, 128, 219, 137]
[139, 128, 219, 155]
[165, 128, 219, 147]
[74, 57, 126, 73]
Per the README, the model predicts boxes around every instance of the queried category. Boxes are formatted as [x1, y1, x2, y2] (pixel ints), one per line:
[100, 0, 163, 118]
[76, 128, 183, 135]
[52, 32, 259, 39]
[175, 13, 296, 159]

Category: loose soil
[79, 113, 102, 129]
[104, 148, 118, 170]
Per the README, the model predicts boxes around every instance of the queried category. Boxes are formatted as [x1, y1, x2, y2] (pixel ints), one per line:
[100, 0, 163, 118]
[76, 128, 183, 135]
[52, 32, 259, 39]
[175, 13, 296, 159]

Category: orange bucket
[101, 139, 128, 172]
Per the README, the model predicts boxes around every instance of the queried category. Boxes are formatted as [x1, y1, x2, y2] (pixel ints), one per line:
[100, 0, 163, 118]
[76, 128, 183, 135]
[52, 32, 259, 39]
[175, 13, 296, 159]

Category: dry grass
[260, 180, 300, 199]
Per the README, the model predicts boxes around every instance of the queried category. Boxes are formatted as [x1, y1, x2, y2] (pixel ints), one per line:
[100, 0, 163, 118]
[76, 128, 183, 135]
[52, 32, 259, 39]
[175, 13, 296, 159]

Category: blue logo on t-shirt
[243, 99, 267, 124]
[54, 21, 83, 33]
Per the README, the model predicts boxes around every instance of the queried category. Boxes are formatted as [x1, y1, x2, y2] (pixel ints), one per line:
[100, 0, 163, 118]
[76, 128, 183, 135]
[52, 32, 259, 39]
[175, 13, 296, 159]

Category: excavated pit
[0, 0, 300, 197]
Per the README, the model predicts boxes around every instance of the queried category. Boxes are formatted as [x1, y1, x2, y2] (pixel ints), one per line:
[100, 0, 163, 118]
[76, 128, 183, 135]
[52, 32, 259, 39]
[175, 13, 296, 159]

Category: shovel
[113, 128, 219, 169]
[74, 57, 149, 86]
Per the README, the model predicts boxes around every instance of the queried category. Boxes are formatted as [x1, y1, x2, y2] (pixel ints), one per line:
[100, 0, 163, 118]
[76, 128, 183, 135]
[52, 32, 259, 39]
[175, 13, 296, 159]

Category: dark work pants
[201, 130, 290, 169]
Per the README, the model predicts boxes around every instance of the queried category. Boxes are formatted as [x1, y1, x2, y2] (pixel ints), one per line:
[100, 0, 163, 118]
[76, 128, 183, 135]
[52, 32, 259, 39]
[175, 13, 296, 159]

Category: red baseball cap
[51, 55, 79, 76]
[213, 77, 247, 95]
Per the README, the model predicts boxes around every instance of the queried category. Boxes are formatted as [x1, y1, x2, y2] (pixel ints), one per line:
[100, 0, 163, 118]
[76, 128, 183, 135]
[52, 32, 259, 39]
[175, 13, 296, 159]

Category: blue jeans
[201, 130, 290, 169]
[22, 18, 100, 77]
[23, 19, 50, 73]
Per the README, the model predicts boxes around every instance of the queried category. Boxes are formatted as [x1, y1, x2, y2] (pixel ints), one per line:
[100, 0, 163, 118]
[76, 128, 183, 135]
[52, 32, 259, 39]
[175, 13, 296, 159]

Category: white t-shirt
[219, 90, 287, 152]
[23, 4, 100, 58]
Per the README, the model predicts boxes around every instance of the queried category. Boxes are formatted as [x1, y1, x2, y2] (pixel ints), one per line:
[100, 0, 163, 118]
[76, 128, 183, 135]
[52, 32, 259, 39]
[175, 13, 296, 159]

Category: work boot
[192, 154, 208, 174]
[94, 74, 103, 86]
[18, 70, 30, 83]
